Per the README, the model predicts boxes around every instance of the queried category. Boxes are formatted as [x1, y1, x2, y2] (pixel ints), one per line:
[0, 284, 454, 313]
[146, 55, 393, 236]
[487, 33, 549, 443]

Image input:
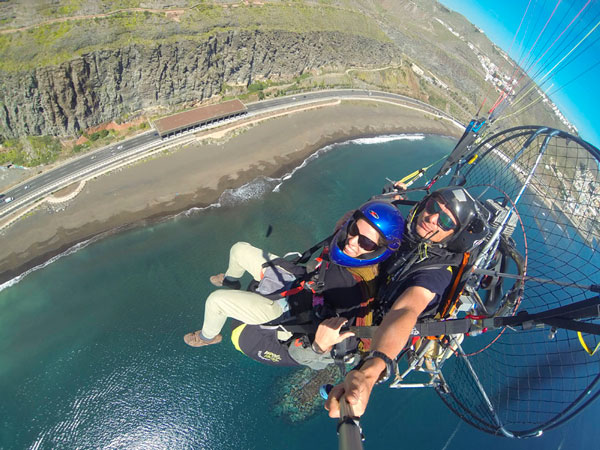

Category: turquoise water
[1, 135, 597, 449]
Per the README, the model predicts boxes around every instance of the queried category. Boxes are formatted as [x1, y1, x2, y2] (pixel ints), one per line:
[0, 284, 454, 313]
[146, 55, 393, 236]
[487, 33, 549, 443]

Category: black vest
[377, 240, 465, 318]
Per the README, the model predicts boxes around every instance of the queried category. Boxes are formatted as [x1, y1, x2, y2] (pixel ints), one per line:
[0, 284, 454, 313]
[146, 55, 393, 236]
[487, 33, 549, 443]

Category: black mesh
[435, 126, 600, 437]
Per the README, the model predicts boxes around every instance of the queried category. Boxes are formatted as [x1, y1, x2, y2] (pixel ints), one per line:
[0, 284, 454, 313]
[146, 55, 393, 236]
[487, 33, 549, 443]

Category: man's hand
[313, 317, 355, 353]
[324, 361, 382, 418]
[393, 181, 408, 192]
[382, 180, 407, 200]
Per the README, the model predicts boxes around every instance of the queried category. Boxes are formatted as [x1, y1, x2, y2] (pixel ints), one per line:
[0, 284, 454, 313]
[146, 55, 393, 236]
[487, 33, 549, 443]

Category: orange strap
[439, 252, 470, 318]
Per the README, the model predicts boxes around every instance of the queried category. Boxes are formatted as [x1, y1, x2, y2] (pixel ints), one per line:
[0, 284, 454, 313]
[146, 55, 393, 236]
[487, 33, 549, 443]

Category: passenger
[325, 186, 489, 418]
[183, 201, 406, 361]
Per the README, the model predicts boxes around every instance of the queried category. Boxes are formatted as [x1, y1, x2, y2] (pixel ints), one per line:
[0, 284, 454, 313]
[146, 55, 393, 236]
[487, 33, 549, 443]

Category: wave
[273, 133, 424, 191]
[273, 142, 338, 192]
[215, 177, 280, 206]
[0, 236, 99, 293]
[181, 177, 280, 217]
[145, 133, 427, 214]
[349, 134, 425, 145]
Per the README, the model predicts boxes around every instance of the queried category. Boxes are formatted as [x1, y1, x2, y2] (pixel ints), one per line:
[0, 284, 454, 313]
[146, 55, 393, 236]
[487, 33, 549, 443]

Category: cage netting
[437, 126, 600, 437]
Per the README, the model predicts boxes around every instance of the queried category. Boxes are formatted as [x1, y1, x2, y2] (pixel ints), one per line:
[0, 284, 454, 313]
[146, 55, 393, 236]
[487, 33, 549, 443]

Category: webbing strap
[348, 320, 473, 339]
[282, 319, 474, 339]
[439, 252, 470, 318]
[541, 318, 600, 336]
[295, 233, 335, 264]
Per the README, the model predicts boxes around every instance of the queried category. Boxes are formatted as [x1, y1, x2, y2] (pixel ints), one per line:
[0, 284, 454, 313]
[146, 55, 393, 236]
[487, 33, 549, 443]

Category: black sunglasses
[347, 220, 381, 252]
[424, 198, 457, 232]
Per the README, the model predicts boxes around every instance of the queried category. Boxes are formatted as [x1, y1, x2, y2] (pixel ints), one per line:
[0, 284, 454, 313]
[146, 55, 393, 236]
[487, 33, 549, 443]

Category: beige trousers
[201, 242, 286, 339]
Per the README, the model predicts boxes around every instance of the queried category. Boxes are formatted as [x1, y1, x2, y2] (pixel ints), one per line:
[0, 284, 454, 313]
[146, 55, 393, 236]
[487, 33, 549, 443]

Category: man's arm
[325, 286, 434, 417]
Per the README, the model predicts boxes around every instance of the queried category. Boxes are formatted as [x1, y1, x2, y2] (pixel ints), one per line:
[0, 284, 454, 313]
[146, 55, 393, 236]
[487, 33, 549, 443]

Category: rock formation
[0, 30, 399, 138]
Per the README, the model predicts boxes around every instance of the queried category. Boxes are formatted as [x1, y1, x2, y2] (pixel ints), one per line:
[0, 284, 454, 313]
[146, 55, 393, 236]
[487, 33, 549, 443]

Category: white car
[4, 196, 14, 203]
[117, 145, 123, 150]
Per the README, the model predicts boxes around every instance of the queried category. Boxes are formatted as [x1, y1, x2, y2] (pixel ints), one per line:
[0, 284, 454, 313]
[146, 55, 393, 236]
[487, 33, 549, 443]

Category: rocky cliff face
[0, 30, 400, 138]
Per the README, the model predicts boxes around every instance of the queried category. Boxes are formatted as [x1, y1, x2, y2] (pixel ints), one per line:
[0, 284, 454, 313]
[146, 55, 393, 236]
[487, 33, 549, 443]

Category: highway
[0, 89, 459, 221]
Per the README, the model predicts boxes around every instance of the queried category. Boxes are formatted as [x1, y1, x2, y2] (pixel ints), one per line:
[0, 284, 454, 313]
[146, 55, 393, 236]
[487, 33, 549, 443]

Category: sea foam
[0, 237, 98, 293]
[349, 134, 425, 145]
[183, 133, 426, 210]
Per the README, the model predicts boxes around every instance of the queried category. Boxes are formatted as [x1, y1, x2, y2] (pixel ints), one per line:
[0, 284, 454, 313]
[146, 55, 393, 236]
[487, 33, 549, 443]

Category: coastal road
[0, 89, 460, 222]
[243, 89, 453, 119]
[0, 130, 161, 221]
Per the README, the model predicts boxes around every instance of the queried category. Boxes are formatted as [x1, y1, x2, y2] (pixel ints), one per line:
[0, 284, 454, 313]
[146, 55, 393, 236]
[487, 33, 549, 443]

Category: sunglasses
[347, 220, 381, 252]
[424, 198, 457, 232]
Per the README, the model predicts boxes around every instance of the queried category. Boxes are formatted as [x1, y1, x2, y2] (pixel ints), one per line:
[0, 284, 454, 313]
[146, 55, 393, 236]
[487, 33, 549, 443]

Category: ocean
[1, 135, 597, 449]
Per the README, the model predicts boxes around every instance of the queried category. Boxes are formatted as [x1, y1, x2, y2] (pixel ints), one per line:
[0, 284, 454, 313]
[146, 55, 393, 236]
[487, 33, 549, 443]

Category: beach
[0, 99, 462, 283]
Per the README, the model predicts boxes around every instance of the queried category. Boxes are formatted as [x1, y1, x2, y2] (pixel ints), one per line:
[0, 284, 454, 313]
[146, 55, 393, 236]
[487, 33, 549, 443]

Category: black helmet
[407, 186, 490, 253]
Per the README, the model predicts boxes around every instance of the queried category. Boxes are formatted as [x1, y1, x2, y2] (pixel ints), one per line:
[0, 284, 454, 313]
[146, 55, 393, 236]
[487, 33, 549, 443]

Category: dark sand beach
[0, 100, 462, 283]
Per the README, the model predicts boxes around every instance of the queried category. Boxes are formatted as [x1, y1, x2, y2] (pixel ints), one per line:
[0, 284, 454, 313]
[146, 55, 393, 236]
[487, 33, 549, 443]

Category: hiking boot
[209, 273, 241, 289]
[183, 330, 223, 347]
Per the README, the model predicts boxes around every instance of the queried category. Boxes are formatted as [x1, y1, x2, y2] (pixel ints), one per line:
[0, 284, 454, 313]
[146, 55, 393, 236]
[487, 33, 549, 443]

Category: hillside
[0, 0, 571, 164]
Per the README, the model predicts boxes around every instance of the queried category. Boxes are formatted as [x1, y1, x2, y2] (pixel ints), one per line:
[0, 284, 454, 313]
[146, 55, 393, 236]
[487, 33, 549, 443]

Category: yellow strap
[231, 323, 247, 354]
[577, 331, 600, 356]
[399, 168, 424, 184]
[397, 154, 449, 185]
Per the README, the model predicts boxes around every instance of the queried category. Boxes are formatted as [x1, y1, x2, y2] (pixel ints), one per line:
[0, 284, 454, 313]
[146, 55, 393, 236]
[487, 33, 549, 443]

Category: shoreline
[0, 101, 462, 286]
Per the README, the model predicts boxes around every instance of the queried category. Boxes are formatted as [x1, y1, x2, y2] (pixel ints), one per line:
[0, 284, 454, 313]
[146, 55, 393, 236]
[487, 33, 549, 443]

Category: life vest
[376, 240, 467, 322]
[258, 248, 381, 367]
[263, 246, 379, 325]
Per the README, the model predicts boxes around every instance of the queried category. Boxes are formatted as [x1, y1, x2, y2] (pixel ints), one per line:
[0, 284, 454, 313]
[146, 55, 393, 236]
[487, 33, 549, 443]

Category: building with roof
[153, 99, 247, 138]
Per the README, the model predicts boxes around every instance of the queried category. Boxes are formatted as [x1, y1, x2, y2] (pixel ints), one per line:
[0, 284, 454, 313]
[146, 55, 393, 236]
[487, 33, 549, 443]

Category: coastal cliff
[0, 0, 569, 143]
[0, 30, 399, 138]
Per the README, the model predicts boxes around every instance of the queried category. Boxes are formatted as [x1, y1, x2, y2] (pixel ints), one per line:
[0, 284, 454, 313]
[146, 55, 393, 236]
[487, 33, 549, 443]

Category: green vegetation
[72, 142, 90, 154]
[0, 120, 148, 166]
[38, 1, 88, 18]
[427, 91, 448, 112]
[0, 140, 25, 166]
[0, 3, 391, 71]
[247, 80, 274, 100]
[89, 129, 110, 141]
[247, 80, 271, 93]
[25, 135, 62, 165]
[0, 135, 62, 166]
[220, 71, 327, 101]
[352, 65, 410, 92]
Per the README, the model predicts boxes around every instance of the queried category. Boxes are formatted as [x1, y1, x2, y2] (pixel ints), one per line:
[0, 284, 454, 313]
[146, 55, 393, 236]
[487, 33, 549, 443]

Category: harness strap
[347, 319, 474, 339]
[281, 318, 475, 340]
[307, 256, 328, 295]
[277, 281, 306, 298]
[294, 233, 335, 264]
[438, 252, 471, 318]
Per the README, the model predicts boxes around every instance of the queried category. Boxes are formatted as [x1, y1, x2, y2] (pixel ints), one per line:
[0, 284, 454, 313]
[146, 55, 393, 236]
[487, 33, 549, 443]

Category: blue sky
[439, 0, 599, 148]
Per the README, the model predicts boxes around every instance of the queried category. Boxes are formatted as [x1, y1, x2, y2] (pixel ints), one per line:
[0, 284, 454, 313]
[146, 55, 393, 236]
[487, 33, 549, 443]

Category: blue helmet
[329, 201, 405, 268]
